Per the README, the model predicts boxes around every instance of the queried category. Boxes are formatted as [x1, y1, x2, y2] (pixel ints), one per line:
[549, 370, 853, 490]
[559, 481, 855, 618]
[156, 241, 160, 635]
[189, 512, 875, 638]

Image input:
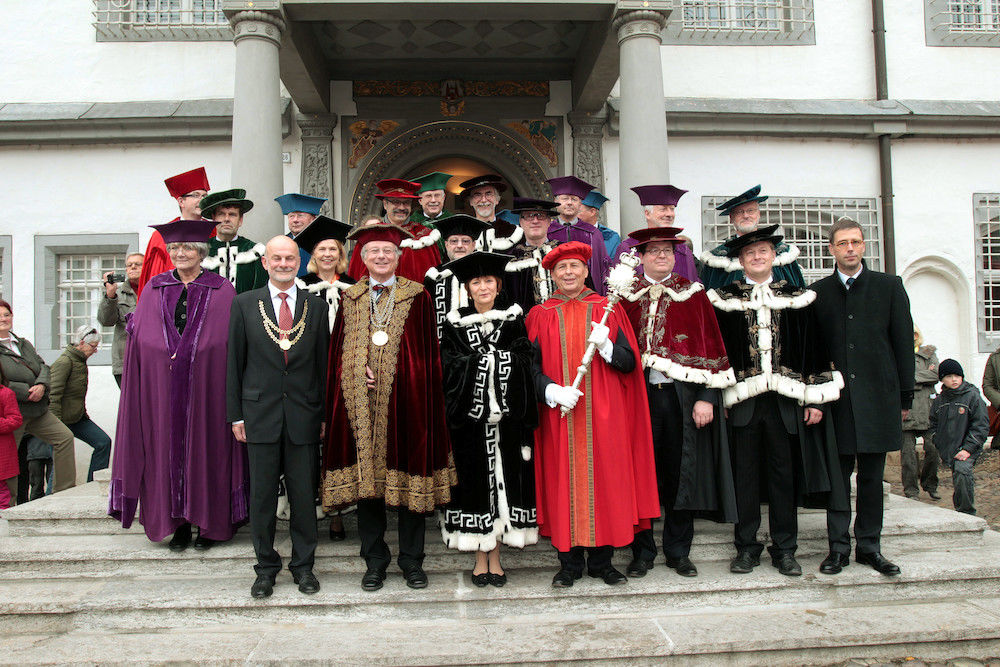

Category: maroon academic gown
[347, 222, 442, 283]
[546, 220, 612, 295]
[525, 290, 659, 551]
[108, 270, 248, 542]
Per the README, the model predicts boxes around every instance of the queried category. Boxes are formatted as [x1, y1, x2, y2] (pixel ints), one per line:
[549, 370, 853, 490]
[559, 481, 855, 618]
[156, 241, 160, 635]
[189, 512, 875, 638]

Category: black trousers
[730, 393, 797, 558]
[558, 545, 613, 575]
[356, 498, 426, 572]
[631, 382, 694, 561]
[27, 459, 52, 502]
[826, 452, 886, 556]
[246, 434, 319, 578]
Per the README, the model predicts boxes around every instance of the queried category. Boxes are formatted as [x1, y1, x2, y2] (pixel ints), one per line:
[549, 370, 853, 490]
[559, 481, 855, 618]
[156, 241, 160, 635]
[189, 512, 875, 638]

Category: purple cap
[630, 185, 688, 207]
[547, 175, 596, 199]
[149, 219, 217, 244]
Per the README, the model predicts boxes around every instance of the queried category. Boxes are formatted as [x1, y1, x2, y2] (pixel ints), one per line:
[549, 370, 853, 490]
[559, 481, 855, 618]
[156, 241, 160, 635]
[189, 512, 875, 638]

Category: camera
[105, 273, 126, 285]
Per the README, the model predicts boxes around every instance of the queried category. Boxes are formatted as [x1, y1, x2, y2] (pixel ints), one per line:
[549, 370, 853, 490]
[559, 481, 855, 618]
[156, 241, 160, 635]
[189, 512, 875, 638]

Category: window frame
[94, 0, 232, 42]
[925, 0, 1000, 47]
[663, 0, 816, 45]
[974, 193, 1000, 352]
[34, 234, 139, 366]
[0, 236, 11, 302]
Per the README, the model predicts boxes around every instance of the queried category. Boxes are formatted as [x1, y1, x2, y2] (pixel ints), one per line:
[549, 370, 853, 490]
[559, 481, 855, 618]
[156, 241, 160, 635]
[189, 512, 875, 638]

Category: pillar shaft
[614, 9, 670, 235]
[230, 10, 286, 242]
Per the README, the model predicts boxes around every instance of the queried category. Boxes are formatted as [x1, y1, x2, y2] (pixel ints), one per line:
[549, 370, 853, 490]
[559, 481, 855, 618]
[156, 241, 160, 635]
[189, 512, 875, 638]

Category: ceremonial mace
[561, 249, 641, 417]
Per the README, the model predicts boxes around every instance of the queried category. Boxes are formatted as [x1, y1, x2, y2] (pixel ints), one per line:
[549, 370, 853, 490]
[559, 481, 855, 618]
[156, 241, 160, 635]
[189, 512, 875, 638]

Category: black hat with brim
[716, 185, 768, 215]
[443, 251, 512, 284]
[200, 188, 254, 218]
[434, 214, 492, 240]
[510, 197, 559, 215]
[293, 215, 353, 254]
[722, 224, 783, 258]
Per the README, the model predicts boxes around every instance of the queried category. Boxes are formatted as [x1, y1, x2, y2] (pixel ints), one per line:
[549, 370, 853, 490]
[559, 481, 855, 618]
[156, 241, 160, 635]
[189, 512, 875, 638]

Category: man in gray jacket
[97, 253, 143, 387]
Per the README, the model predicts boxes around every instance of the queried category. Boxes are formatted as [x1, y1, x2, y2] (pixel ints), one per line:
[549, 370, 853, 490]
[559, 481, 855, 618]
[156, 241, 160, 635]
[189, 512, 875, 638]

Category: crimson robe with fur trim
[525, 289, 659, 551]
[347, 222, 441, 283]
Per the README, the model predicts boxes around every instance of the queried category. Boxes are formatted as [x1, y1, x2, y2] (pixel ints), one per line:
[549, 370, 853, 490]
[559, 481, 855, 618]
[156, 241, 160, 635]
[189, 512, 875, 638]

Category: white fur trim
[424, 266, 451, 281]
[722, 370, 844, 408]
[521, 446, 532, 462]
[774, 243, 800, 267]
[626, 280, 704, 303]
[644, 354, 736, 389]
[506, 256, 539, 271]
[484, 226, 524, 251]
[446, 303, 523, 327]
[296, 277, 352, 294]
[707, 283, 816, 312]
[401, 228, 441, 250]
[700, 243, 799, 272]
[201, 242, 266, 271]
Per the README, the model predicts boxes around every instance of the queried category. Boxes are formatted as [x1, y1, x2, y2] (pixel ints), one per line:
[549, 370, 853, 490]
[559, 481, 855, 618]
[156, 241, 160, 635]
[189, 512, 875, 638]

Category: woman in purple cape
[109, 219, 248, 551]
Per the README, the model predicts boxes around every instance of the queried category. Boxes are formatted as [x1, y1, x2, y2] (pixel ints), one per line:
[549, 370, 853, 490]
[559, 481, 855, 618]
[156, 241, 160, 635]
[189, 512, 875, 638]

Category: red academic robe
[137, 229, 174, 296]
[525, 290, 659, 551]
[347, 222, 441, 283]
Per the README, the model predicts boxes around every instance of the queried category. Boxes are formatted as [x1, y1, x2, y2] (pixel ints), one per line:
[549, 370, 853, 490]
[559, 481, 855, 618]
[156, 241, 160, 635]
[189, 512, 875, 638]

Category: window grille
[94, 0, 232, 41]
[701, 196, 882, 285]
[55, 253, 125, 350]
[664, 0, 815, 44]
[926, 0, 1000, 46]
[974, 194, 1000, 351]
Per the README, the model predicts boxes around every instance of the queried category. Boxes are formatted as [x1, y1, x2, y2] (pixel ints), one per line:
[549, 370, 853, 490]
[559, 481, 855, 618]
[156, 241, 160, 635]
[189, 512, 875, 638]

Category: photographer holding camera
[97, 253, 143, 387]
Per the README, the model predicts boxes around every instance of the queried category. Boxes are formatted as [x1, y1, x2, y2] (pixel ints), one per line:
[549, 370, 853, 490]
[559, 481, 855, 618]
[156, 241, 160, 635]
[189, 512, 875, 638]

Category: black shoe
[551, 569, 581, 588]
[819, 552, 850, 575]
[665, 556, 698, 577]
[168, 524, 192, 552]
[402, 566, 428, 589]
[589, 567, 627, 586]
[626, 558, 654, 578]
[193, 533, 214, 551]
[328, 525, 346, 541]
[927, 489, 941, 500]
[250, 574, 274, 599]
[471, 572, 490, 587]
[729, 551, 760, 574]
[771, 554, 802, 577]
[361, 568, 386, 592]
[488, 572, 507, 588]
[856, 551, 901, 576]
[293, 570, 320, 594]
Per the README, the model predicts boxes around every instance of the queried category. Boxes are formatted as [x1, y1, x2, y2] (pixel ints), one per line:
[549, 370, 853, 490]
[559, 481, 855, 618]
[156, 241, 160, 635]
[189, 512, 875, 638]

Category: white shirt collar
[268, 281, 297, 301]
[644, 274, 670, 285]
[838, 266, 863, 285]
[370, 275, 397, 289]
[744, 274, 774, 286]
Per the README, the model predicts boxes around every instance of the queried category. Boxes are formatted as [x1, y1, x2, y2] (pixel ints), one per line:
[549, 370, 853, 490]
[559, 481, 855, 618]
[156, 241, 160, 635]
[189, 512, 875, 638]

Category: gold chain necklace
[257, 299, 308, 351]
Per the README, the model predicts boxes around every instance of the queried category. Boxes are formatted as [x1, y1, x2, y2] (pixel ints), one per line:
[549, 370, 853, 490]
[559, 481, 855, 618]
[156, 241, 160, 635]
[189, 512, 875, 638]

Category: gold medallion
[371, 330, 389, 347]
[279, 339, 292, 351]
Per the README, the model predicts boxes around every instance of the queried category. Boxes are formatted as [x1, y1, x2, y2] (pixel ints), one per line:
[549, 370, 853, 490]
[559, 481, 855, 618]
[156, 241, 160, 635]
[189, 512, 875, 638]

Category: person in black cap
[707, 224, 847, 578]
[423, 214, 492, 337]
[200, 189, 269, 294]
[458, 174, 523, 253]
[503, 197, 562, 314]
[438, 251, 539, 587]
[700, 185, 805, 289]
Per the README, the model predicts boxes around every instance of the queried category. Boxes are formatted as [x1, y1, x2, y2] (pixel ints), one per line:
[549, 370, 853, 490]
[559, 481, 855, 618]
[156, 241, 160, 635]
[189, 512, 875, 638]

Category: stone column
[613, 8, 670, 236]
[297, 113, 338, 218]
[230, 10, 286, 241]
[568, 107, 608, 227]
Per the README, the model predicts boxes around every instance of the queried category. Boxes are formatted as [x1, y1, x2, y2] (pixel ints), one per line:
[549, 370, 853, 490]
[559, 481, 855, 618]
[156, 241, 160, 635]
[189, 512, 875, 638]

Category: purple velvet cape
[546, 219, 612, 295]
[108, 270, 248, 542]
[612, 237, 700, 283]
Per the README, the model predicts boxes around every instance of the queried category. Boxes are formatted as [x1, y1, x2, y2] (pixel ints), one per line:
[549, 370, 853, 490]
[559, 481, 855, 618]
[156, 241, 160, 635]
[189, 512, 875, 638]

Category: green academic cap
[412, 172, 454, 194]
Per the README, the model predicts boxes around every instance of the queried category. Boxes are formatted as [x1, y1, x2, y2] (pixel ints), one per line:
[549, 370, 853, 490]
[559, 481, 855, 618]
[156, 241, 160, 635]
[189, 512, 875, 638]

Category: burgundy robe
[108, 270, 248, 541]
[347, 221, 442, 283]
[546, 220, 611, 295]
[613, 237, 700, 283]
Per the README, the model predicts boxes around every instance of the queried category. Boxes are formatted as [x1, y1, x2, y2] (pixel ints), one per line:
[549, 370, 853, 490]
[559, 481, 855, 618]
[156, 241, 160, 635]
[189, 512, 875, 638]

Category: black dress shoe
[626, 558, 654, 578]
[402, 566, 428, 589]
[488, 572, 507, 588]
[293, 570, 321, 594]
[856, 551, 901, 576]
[361, 568, 386, 592]
[819, 552, 850, 575]
[729, 551, 760, 574]
[328, 515, 346, 541]
[551, 569, 582, 588]
[250, 574, 274, 599]
[771, 554, 802, 576]
[168, 524, 192, 552]
[589, 567, 627, 586]
[665, 556, 698, 577]
[927, 489, 942, 500]
[193, 534, 214, 551]
[471, 572, 490, 587]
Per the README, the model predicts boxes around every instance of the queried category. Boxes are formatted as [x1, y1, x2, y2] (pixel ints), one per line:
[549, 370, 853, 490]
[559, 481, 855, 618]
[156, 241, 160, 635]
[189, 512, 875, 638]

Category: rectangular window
[926, 0, 1000, 46]
[94, 0, 231, 41]
[0, 236, 10, 301]
[700, 196, 882, 285]
[56, 253, 126, 351]
[974, 194, 1000, 351]
[664, 0, 815, 45]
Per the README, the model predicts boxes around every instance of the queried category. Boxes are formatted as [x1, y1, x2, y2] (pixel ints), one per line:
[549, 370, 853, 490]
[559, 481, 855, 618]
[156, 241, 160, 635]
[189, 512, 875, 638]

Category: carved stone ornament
[352, 80, 549, 98]
[298, 114, 338, 216]
[613, 10, 668, 45]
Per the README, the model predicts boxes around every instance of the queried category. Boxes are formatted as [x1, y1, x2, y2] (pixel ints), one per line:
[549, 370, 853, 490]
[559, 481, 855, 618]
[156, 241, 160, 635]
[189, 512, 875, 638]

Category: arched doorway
[346, 120, 552, 224]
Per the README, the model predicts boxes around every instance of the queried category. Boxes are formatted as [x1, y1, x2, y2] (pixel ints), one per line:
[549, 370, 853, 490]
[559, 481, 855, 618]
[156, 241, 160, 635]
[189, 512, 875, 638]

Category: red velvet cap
[374, 178, 421, 200]
[164, 167, 210, 199]
[541, 241, 592, 270]
[347, 220, 415, 247]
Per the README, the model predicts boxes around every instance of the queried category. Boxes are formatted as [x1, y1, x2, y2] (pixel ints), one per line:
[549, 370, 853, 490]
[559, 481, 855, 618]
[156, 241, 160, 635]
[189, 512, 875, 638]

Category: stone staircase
[1, 477, 999, 665]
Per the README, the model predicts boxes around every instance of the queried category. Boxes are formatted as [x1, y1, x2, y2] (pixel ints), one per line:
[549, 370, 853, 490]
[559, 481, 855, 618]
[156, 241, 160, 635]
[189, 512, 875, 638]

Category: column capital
[296, 112, 338, 140]
[567, 106, 609, 139]
[230, 10, 286, 46]
[613, 9, 668, 45]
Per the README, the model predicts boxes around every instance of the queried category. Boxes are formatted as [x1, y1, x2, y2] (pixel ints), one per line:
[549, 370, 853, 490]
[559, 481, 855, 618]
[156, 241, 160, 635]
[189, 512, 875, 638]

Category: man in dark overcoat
[811, 217, 914, 576]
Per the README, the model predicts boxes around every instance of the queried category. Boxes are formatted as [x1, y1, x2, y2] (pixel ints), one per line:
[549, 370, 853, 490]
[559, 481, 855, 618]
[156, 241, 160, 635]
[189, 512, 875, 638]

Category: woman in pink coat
[0, 365, 24, 509]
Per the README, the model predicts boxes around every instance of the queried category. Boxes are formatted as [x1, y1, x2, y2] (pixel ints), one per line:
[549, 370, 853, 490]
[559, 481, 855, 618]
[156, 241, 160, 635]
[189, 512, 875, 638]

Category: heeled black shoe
[471, 572, 490, 587]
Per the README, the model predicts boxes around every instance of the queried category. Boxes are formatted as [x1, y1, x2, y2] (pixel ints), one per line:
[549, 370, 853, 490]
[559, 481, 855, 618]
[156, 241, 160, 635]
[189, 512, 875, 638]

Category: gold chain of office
[258, 299, 309, 351]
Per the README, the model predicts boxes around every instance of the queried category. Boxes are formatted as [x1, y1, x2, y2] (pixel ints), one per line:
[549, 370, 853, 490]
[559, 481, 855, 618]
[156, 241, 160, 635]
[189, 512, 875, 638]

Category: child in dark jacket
[927, 359, 988, 515]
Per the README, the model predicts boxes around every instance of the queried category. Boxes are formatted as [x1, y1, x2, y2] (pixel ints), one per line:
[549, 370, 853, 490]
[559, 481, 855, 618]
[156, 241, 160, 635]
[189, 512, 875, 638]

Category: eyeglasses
[181, 193, 204, 199]
[445, 238, 475, 246]
[834, 239, 864, 248]
[521, 213, 551, 221]
[645, 247, 674, 257]
[125, 262, 143, 268]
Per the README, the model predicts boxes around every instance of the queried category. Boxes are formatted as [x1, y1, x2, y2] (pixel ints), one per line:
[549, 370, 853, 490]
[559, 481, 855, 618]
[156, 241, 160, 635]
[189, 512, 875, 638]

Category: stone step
[0, 496, 986, 579]
[4, 595, 1000, 666]
[2, 532, 999, 636]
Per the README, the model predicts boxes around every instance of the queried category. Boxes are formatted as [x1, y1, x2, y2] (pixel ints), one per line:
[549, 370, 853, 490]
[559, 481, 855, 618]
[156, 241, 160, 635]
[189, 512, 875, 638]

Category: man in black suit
[227, 235, 330, 598]
[811, 217, 914, 576]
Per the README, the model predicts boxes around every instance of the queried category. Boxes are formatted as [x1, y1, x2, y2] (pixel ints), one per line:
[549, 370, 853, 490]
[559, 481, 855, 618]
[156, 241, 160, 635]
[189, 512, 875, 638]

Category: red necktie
[279, 292, 292, 363]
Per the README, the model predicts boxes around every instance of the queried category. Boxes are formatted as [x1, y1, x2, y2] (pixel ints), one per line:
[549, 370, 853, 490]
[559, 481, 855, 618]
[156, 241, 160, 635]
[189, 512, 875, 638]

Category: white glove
[545, 383, 583, 410]
[587, 322, 614, 361]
